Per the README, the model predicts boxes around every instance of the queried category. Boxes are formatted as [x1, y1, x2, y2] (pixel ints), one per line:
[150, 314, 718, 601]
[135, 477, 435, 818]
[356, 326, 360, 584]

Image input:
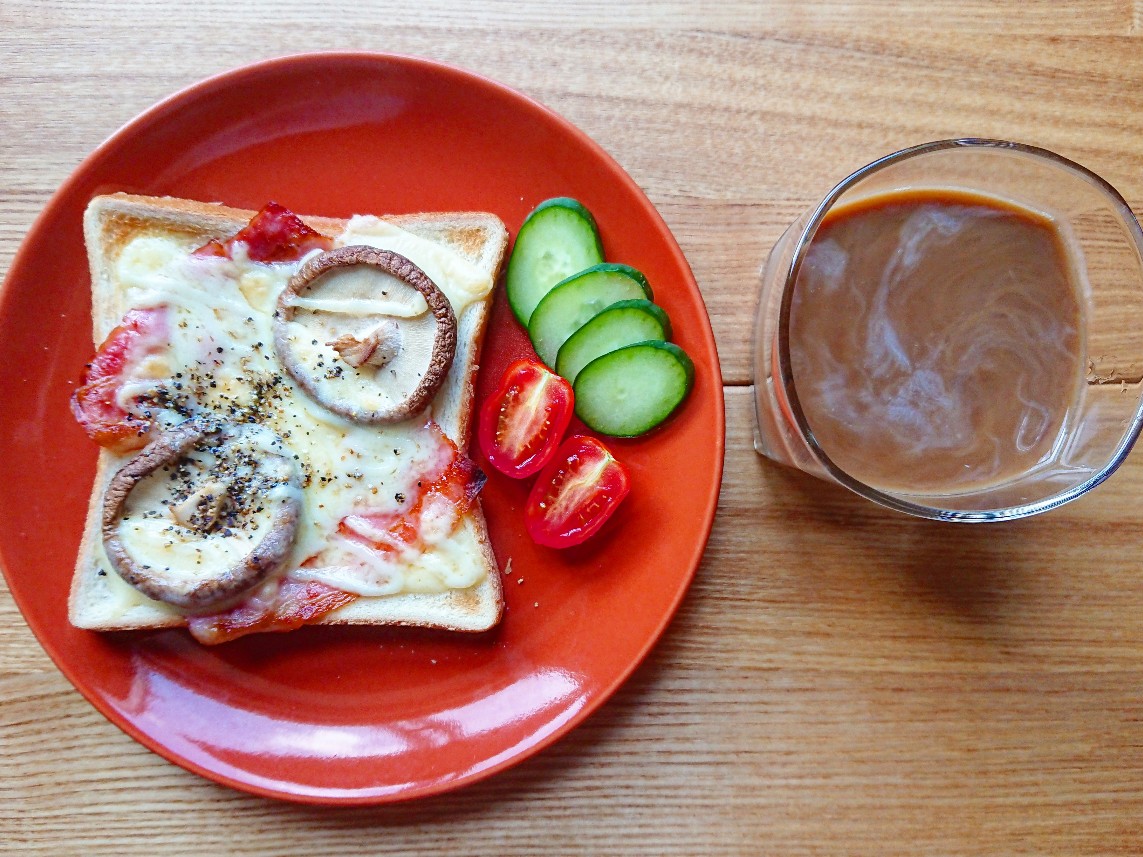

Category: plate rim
[0, 50, 726, 805]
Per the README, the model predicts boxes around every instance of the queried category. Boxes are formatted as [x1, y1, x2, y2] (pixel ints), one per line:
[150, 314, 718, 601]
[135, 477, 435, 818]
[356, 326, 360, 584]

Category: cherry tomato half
[525, 435, 630, 548]
[479, 358, 574, 479]
[71, 306, 167, 453]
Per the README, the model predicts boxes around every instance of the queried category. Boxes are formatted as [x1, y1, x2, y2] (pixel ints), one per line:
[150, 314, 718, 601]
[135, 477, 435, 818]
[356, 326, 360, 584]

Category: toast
[69, 193, 508, 640]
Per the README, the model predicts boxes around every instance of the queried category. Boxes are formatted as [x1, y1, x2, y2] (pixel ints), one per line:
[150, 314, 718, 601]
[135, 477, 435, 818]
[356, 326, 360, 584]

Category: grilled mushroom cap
[273, 245, 457, 424]
[101, 418, 302, 612]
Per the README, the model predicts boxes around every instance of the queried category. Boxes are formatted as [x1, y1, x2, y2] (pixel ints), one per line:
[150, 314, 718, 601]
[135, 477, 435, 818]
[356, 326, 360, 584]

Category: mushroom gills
[103, 420, 303, 612]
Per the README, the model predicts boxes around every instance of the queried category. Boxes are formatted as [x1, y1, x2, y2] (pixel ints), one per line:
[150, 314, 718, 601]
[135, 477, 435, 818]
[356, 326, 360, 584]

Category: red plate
[0, 53, 724, 804]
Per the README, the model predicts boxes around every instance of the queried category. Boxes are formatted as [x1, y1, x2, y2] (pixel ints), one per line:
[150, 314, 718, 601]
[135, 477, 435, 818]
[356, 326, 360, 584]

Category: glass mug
[753, 139, 1143, 521]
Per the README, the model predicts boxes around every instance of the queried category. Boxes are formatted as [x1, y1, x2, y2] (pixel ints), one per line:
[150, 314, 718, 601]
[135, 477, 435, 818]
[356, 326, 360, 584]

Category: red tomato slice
[192, 201, 333, 263]
[525, 435, 630, 548]
[71, 306, 167, 453]
[479, 358, 574, 478]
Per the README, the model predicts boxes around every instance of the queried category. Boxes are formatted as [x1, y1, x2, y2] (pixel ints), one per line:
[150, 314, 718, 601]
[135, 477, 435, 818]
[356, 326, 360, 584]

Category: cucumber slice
[556, 299, 672, 384]
[528, 264, 652, 367]
[506, 197, 605, 326]
[574, 342, 694, 437]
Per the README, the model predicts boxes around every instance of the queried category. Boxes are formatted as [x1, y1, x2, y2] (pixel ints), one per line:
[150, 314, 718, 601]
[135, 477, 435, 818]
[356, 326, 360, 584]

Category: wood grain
[6, 15, 1143, 382]
[5, 2, 1143, 854]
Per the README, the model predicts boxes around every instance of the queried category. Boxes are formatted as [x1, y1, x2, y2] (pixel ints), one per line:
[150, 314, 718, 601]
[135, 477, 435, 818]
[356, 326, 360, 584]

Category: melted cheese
[284, 295, 428, 318]
[338, 216, 493, 318]
[118, 515, 266, 580]
[91, 539, 177, 620]
[293, 496, 485, 595]
[97, 222, 489, 613]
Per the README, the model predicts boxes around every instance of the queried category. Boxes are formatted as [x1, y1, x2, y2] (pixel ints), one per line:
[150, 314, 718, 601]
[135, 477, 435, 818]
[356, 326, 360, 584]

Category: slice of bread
[69, 193, 508, 637]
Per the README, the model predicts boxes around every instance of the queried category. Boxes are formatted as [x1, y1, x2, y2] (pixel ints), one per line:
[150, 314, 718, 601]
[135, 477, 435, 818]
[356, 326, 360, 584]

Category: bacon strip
[192, 202, 333, 263]
[187, 579, 356, 645]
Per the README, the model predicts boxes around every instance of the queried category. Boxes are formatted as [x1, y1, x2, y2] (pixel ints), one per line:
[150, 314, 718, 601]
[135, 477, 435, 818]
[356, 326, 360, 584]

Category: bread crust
[70, 193, 507, 637]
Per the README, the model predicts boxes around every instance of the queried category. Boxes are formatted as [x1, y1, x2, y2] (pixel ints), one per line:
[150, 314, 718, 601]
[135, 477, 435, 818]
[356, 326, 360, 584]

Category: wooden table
[4, 2, 1143, 853]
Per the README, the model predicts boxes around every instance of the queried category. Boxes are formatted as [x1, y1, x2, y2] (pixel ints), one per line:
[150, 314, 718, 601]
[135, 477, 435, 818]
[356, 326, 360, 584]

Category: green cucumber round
[506, 197, 604, 326]
[528, 264, 653, 367]
[573, 341, 694, 437]
[555, 299, 672, 384]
